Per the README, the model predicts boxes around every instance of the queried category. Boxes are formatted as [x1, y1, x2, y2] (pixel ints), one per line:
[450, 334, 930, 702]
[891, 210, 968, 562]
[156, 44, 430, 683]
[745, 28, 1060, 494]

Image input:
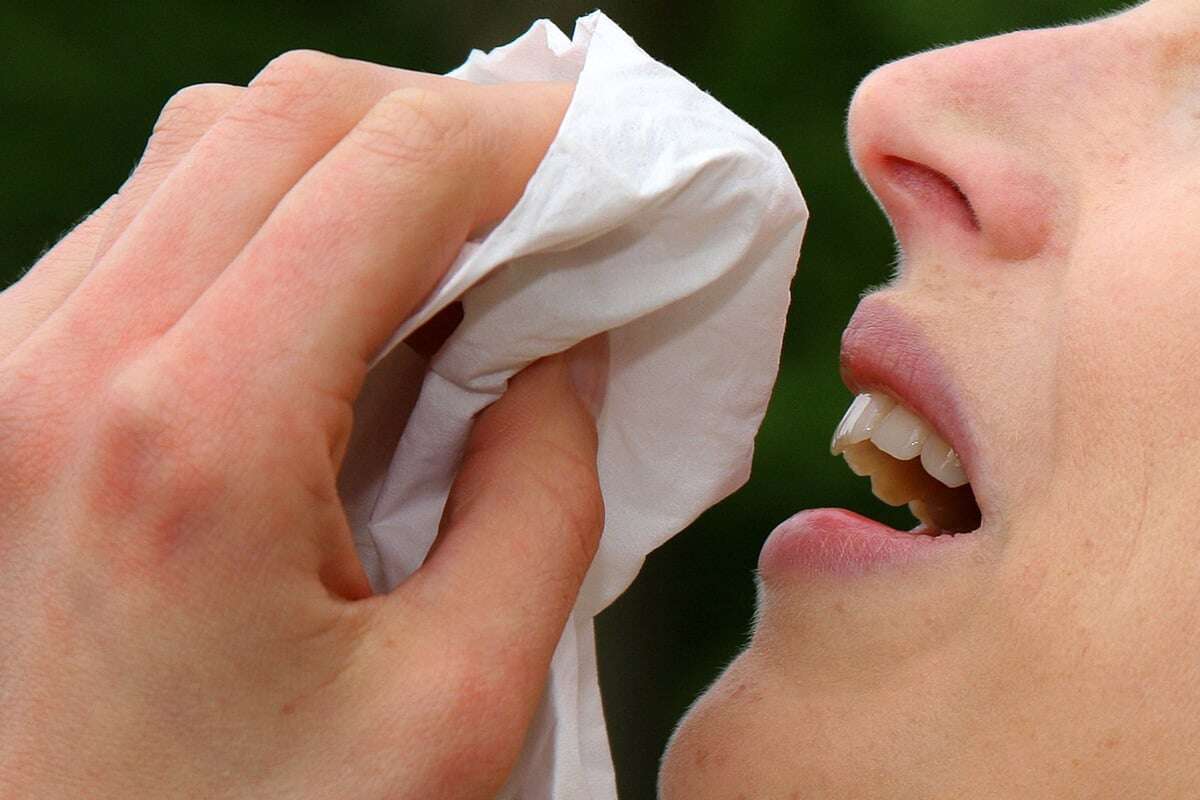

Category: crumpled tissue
[337, 10, 807, 799]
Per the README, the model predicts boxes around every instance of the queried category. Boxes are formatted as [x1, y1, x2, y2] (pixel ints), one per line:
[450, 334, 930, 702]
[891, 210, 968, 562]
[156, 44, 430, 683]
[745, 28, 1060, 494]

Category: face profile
[661, 0, 1200, 795]
[7, 0, 1200, 796]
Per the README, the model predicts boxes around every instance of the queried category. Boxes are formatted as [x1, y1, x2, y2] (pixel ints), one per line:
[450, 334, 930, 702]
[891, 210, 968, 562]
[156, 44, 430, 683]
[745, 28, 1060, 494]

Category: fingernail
[567, 333, 609, 419]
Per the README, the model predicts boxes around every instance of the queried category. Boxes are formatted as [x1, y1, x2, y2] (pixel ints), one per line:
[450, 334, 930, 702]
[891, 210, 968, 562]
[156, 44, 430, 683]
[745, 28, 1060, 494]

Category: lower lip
[757, 508, 969, 579]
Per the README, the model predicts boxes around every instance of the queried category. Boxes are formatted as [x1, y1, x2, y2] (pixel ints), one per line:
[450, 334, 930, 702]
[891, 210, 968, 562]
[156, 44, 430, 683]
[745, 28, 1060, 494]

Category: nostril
[883, 156, 980, 233]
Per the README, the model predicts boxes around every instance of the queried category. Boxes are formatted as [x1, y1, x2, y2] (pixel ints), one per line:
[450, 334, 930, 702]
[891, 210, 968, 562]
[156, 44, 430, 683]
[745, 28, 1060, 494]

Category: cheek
[987, 190, 1200, 765]
[1060, 173, 1200, 399]
[1049, 199, 1200, 524]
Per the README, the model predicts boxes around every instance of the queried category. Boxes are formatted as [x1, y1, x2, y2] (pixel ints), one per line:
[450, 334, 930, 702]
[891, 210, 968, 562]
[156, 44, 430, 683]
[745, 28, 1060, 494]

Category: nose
[846, 26, 1081, 263]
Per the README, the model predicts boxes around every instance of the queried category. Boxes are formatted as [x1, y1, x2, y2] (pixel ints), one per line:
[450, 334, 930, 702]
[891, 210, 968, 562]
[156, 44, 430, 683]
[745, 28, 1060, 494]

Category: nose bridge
[848, 22, 1097, 173]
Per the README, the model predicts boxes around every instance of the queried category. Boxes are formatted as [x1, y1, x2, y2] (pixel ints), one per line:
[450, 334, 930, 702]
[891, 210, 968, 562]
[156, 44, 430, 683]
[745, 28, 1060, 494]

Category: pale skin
[0, 54, 601, 798]
[11, 1, 1200, 797]
[661, 0, 1200, 797]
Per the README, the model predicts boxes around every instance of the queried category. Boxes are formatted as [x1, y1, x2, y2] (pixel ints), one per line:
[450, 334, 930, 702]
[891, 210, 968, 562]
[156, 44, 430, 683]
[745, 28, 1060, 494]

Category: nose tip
[846, 44, 1057, 263]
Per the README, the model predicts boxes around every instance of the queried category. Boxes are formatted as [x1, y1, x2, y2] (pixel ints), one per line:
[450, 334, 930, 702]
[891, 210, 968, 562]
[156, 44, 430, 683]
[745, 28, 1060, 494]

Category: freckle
[1159, 37, 1194, 73]
[693, 747, 709, 767]
[1155, 35, 1200, 93]
[1103, 736, 1121, 749]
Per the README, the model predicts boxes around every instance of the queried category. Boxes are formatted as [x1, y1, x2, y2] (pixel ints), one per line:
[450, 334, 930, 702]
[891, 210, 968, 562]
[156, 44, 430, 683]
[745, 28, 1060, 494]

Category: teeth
[841, 440, 894, 477]
[908, 499, 936, 528]
[870, 405, 929, 460]
[866, 453, 930, 506]
[832, 392, 980, 532]
[831, 392, 969, 490]
[830, 392, 895, 454]
[919, 433, 968, 488]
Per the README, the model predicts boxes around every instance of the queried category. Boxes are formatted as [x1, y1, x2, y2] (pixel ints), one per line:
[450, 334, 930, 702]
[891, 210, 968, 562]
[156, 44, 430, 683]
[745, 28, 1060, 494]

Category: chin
[657, 652, 950, 800]
[657, 654, 766, 800]
[657, 651, 882, 800]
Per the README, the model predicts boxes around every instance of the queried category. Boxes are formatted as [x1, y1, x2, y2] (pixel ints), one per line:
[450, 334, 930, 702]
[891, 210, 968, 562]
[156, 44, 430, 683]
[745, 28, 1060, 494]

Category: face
[660, 1, 1200, 796]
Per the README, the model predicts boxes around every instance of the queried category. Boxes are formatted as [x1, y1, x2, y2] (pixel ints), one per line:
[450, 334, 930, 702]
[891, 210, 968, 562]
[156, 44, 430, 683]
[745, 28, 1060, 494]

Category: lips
[838, 297, 981, 496]
[829, 392, 979, 533]
[764, 31, 1056, 581]
[758, 296, 988, 578]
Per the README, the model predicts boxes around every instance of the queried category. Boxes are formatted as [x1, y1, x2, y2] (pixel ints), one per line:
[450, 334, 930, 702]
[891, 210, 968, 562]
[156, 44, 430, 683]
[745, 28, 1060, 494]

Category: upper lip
[839, 295, 987, 516]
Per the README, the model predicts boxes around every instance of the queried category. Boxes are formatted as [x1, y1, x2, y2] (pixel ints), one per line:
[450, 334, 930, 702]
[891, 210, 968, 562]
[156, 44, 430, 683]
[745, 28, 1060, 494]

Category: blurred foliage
[2, 1, 1125, 797]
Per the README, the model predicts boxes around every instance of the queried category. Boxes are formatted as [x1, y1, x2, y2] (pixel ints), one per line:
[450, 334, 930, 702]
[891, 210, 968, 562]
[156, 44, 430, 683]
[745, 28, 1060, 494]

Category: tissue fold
[339, 11, 807, 799]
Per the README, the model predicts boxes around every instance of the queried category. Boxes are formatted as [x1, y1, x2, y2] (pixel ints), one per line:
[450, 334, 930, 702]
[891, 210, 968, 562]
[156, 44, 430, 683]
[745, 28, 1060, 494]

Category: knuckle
[86, 359, 219, 518]
[426, 647, 522, 784]
[528, 446, 605, 574]
[569, 482, 606, 572]
[256, 48, 337, 87]
[440, 649, 499, 716]
[352, 88, 476, 170]
[152, 83, 239, 143]
[240, 49, 341, 128]
[561, 450, 605, 536]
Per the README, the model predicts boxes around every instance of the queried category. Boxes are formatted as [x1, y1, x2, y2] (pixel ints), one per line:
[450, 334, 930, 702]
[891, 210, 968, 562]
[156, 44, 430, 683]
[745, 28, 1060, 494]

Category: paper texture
[338, 11, 807, 798]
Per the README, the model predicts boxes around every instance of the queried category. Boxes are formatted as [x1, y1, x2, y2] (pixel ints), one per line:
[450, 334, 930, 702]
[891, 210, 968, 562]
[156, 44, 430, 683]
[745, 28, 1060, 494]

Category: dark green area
[2, 1, 1124, 797]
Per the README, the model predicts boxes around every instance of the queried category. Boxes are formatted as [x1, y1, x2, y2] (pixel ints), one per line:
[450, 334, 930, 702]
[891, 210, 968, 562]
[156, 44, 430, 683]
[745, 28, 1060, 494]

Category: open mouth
[830, 391, 981, 535]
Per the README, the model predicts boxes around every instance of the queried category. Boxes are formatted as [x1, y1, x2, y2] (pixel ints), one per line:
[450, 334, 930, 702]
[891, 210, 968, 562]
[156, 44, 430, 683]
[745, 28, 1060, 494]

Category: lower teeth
[841, 441, 980, 533]
[908, 485, 980, 533]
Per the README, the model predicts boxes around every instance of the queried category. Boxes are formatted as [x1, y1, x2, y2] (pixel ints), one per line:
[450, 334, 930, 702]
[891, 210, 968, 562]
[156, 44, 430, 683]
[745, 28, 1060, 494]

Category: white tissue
[339, 11, 807, 799]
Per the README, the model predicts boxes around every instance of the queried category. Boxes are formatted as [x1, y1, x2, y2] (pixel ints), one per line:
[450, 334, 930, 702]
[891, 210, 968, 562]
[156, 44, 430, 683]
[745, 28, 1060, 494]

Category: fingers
[170, 80, 573, 405]
[38, 53, 480, 379]
[93, 84, 245, 265]
[0, 85, 242, 363]
[0, 197, 115, 360]
[384, 353, 603, 694]
[17, 50, 571, 474]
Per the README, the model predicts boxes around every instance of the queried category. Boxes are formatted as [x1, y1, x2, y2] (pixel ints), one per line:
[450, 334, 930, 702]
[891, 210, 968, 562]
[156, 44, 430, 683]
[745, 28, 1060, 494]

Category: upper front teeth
[830, 392, 967, 488]
[870, 404, 928, 460]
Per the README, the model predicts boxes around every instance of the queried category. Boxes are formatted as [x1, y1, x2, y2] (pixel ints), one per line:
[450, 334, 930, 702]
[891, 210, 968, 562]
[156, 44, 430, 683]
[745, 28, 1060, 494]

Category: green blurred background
[2, 1, 1122, 796]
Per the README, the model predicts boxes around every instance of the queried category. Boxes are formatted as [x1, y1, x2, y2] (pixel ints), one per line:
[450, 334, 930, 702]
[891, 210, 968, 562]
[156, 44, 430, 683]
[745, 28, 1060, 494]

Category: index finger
[168, 79, 572, 408]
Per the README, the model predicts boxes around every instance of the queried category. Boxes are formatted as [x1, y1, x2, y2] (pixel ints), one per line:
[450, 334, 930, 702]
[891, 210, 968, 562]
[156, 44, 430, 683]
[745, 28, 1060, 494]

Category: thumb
[377, 342, 606, 691]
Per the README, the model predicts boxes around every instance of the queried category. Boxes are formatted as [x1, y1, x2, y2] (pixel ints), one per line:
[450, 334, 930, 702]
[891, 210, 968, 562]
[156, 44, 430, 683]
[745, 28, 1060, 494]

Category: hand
[0, 51, 601, 799]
